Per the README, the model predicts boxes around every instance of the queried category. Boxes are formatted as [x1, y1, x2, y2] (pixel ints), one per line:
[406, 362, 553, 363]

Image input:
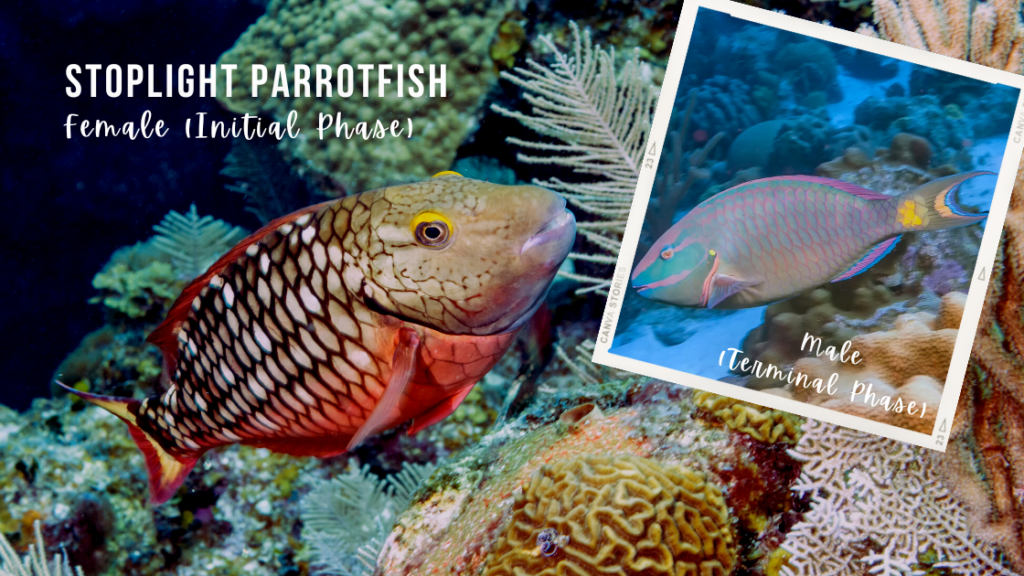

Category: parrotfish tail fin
[897, 171, 993, 232]
[55, 381, 199, 505]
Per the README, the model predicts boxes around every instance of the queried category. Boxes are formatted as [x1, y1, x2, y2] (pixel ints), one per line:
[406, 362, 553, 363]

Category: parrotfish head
[355, 175, 576, 336]
[631, 235, 716, 308]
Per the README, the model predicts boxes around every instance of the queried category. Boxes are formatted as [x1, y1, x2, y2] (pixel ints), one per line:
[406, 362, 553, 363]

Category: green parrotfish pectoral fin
[831, 235, 902, 283]
[895, 171, 993, 232]
[699, 254, 762, 308]
[702, 274, 762, 308]
[346, 327, 420, 452]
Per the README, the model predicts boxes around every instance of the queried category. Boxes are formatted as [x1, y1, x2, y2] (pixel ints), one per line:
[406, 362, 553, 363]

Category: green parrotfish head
[631, 235, 717, 307]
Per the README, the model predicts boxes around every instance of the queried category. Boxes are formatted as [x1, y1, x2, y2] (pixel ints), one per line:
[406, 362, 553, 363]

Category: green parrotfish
[60, 173, 575, 504]
[632, 173, 991, 309]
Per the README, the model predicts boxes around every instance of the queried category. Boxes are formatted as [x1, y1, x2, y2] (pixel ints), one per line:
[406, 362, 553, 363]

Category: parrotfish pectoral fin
[898, 171, 992, 232]
[55, 381, 199, 506]
[832, 236, 902, 283]
[407, 385, 475, 436]
[346, 328, 420, 451]
[705, 274, 761, 309]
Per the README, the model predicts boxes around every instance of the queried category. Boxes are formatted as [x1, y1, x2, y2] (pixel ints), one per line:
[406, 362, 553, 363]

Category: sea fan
[0, 520, 83, 576]
[492, 21, 658, 294]
[300, 462, 436, 576]
[151, 204, 246, 280]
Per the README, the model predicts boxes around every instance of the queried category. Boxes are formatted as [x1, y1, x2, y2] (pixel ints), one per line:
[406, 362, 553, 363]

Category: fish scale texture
[137, 181, 518, 459]
[482, 454, 736, 576]
[691, 180, 895, 305]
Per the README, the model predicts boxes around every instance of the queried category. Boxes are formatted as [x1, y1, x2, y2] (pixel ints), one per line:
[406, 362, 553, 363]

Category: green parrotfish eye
[632, 240, 707, 297]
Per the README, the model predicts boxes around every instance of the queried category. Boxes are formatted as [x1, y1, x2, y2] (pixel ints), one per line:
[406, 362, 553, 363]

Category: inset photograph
[594, 0, 1024, 449]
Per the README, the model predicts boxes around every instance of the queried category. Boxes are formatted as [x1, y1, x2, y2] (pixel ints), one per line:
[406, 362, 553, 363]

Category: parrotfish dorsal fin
[740, 175, 892, 201]
[831, 235, 902, 283]
[147, 201, 334, 375]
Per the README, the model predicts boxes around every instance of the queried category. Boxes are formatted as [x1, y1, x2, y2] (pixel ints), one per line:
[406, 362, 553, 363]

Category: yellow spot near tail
[432, 171, 462, 178]
[897, 200, 923, 227]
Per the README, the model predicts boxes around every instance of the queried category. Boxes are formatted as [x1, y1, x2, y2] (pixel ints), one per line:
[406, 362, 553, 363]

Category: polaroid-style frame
[592, 0, 1024, 451]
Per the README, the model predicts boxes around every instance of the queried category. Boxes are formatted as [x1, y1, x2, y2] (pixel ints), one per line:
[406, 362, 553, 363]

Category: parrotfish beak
[520, 196, 576, 264]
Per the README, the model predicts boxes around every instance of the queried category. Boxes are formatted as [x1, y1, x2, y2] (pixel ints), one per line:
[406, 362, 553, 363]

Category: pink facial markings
[699, 251, 721, 307]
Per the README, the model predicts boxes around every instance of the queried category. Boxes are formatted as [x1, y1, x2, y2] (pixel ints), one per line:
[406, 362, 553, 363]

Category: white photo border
[591, 0, 1024, 452]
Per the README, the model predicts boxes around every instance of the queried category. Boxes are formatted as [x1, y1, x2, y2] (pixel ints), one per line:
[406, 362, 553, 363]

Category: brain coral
[217, 0, 506, 192]
[693, 391, 802, 444]
[483, 454, 736, 576]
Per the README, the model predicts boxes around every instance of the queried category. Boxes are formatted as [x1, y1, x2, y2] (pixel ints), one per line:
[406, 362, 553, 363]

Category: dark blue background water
[0, 0, 267, 409]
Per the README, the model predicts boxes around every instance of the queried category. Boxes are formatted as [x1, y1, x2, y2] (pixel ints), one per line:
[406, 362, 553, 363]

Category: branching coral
[0, 520, 83, 576]
[216, 0, 507, 192]
[858, 0, 1023, 73]
[300, 462, 436, 576]
[781, 419, 1018, 576]
[482, 454, 736, 576]
[493, 22, 658, 294]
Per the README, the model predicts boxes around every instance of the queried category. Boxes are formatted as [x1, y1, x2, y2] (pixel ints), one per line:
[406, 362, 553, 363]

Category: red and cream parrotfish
[632, 172, 991, 309]
[60, 174, 576, 504]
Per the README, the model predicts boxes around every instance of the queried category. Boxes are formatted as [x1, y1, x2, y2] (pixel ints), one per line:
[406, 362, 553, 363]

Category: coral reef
[493, 23, 657, 294]
[781, 419, 1019, 576]
[782, 292, 965, 433]
[858, 0, 1023, 73]
[300, 462, 435, 576]
[151, 204, 246, 280]
[949, 158, 1024, 569]
[773, 39, 840, 103]
[645, 92, 725, 240]
[88, 240, 187, 324]
[221, 137, 323, 225]
[1, 520, 84, 576]
[216, 0, 508, 192]
[682, 75, 764, 150]
[854, 95, 974, 169]
[375, 380, 805, 575]
[693, 391, 803, 444]
[767, 109, 839, 175]
[482, 455, 736, 576]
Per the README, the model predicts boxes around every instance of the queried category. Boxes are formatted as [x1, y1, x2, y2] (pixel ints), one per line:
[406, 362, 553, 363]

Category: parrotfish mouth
[520, 201, 576, 258]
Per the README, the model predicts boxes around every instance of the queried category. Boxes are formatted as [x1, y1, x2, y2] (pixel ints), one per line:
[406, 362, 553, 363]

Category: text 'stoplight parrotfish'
[632, 172, 992, 309]
[60, 174, 576, 504]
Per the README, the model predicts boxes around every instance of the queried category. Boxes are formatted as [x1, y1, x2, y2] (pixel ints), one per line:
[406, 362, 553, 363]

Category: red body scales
[62, 175, 576, 504]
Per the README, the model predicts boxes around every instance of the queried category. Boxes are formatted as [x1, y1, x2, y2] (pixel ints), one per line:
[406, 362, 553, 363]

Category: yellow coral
[216, 0, 507, 192]
[693, 391, 803, 444]
[482, 454, 736, 576]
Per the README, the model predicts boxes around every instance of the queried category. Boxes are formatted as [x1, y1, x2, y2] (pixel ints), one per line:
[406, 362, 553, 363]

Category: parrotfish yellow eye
[660, 247, 674, 260]
[709, 249, 716, 256]
[412, 211, 454, 248]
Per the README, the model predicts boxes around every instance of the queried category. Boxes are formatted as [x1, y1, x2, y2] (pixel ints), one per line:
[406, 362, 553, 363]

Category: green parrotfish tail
[632, 171, 992, 310]
[61, 174, 576, 505]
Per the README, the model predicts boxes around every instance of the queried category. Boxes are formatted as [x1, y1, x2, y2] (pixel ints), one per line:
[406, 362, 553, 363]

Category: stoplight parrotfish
[60, 174, 576, 505]
[632, 172, 992, 309]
